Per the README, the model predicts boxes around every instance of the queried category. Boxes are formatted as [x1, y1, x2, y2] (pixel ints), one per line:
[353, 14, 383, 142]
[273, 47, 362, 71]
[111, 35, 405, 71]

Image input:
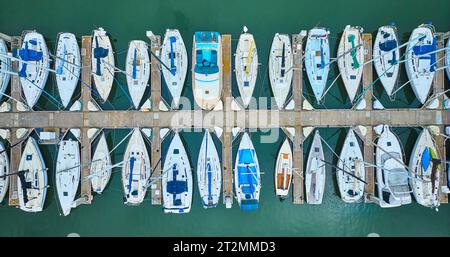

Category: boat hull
[126, 40, 150, 109]
[90, 132, 111, 194]
[235, 32, 258, 108]
[275, 139, 292, 198]
[269, 34, 293, 109]
[91, 28, 115, 103]
[0, 39, 10, 102]
[305, 131, 326, 204]
[0, 141, 9, 203]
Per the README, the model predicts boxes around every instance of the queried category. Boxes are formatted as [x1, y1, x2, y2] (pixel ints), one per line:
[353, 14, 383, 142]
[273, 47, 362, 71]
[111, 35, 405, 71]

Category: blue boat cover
[56, 45, 66, 75]
[237, 149, 258, 198]
[167, 164, 188, 207]
[240, 199, 259, 211]
[194, 32, 220, 75]
[132, 48, 137, 79]
[413, 37, 437, 72]
[94, 36, 109, 76]
[379, 39, 397, 52]
[421, 147, 431, 172]
[169, 36, 177, 75]
[18, 41, 44, 78]
[127, 156, 135, 193]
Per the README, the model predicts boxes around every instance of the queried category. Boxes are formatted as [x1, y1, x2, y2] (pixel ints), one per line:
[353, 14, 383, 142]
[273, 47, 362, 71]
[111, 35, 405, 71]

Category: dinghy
[0, 141, 9, 203]
[305, 130, 326, 204]
[408, 128, 441, 208]
[163, 132, 192, 213]
[274, 138, 292, 200]
[337, 25, 364, 103]
[446, 38, 450, 81]
[126, 40, 150, 109]
[235, 27, 258, 108]
[18, 31, 50, 108]
[405, 24, 437, 104]
[161, 29, 188, 109]
[375, 125, 411, 208]
[373, 25, 400, 97]
[55, 140, 80, 216]
[197, 130, 221, 208]
[92, 28, 115, 103]
[55, 33, 81, 109]
[269, 33, 293, 109]
[90, 132, 111, 194]
[235, 132, 260, 210]
[17, 137, 47, 212]
[305, 28, 330, 103]
[122, 128, 150, 205]
[0, 39, 10, 101]
[337, 128, 365, 203]
[192, 31, 222, 110]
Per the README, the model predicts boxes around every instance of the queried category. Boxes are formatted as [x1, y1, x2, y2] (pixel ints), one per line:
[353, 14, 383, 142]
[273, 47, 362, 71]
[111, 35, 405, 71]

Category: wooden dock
[292, 33, 305, 204]
[150, 35, 162, 205]
[221, 35, 233, 207]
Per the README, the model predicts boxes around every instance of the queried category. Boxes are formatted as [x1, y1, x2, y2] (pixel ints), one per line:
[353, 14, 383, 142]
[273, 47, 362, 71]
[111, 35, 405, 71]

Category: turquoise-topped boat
[192, 31, 222, 110]
[234, 132, 260, 210]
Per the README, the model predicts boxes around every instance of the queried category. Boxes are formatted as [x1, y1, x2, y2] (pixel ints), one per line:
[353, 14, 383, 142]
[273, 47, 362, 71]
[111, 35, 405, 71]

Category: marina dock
[1, 31, 448, 208]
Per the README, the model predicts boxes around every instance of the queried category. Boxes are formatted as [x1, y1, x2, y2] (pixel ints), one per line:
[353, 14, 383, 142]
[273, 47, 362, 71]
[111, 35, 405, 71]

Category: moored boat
[90, 132, 111, 194]
[305, 130, 326, 204]
[125, 40, 150, 109]
[92, 27, 115, 103]
[161, 29, 188, 109]
[162, 132, 193, 213]
[192, 31, 222, 110]
[234, 132, 260, 210]
[197, 130, 221, 208]
[305, 28, 330, 103]
[55, 32, 81, 109]
[0, 141, 9, 203]
[269, 33, 293, 109]
[235, 27, 258, 108]
[337, 25, 364, 103]
[55, 139, 80, 216]
[0, 39, 11, 102]
[274, 138, 292, 200]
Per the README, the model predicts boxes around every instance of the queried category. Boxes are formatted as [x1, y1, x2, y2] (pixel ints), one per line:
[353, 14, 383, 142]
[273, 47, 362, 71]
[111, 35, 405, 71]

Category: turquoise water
[0, 0, 449, 236]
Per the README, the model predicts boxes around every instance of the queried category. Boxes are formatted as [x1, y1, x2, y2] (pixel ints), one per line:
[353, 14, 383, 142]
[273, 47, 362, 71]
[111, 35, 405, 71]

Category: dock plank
[292, 126, 304, 204]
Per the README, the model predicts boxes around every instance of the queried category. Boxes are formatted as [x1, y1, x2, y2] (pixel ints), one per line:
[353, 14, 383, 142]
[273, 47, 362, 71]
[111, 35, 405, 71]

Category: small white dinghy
[337, 25, 364, 103]
[126, 40, 150, 109]
[0, 141, 9, 203]
[408, 128, 441, 208]
[197, 130, 221, 208]
[375, 125, 411, 208]
[17, 137, 47, 212]
[192, 32, 222, 110]
[235, 27, 258, 108]
[274, 138, 292, 200]
[55, 33, 81, 109]
[122, 128, 150, 205]
[163, 132, 193, 213]
[0, 39, 11, 101]
[235, 132, 261, 210]
[92, 27, 115, 103]
[18, 31, 50, 108]
[55, 139, 80, 216]
[373, 25, 400, 97]
[337, 128, 365, 203]
[269, 33, 293, 109]
[161, 29, 188, 109]
[305, 130, 326, 204]
[305, 28, 330, 103]
[405, 24, 437, 104]
[90, 132, 111, 194]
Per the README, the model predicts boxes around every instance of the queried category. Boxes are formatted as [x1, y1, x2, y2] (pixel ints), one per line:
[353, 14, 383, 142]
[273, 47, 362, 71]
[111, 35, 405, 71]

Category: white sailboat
[192, 31, 222, 110]
[126, 40, 150, 109]
[235, 27, 258, 108]
[408, 128, 441, 208]
[162, 132, 193, 213]
[337, 128, 365, 203]
[375, 125, 411, 208]
[18, 31, 50, 108]
[92, 27, 115, 103]
[90, 132, 111, 194]
[305, 28, 330, 103]
[274, 138, 292, 199]
[55, 32, 81, 109]
[337, 25, 364, 103]
[55, 140, 80, 216]
[0, 141, 9, 203]
[373, 25, 400, 97]
[197, 130, 221, 208]
[269, 33, 293, 109]
[17, 137, 47, 212]
[122, 128, 150, 205]
[405, 24, 436, 104]
[234, 132, 261, 210]
[161, 29, 188, 109]
[0, 39, 11, 102]
[305, 130, 326, 204]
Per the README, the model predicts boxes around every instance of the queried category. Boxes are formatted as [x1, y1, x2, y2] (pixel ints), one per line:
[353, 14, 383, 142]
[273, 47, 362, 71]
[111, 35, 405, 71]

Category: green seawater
[0, 0, 449, 236]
